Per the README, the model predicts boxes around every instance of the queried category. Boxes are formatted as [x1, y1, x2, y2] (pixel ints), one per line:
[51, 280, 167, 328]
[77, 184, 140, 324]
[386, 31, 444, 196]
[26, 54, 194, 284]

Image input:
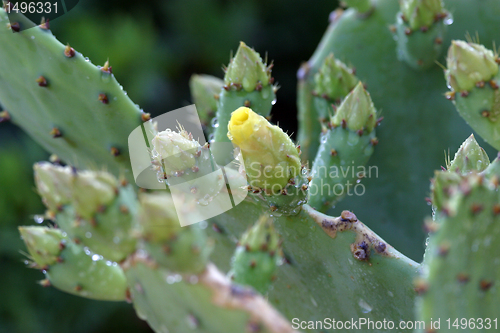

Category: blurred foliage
[0, 0, 338, 332]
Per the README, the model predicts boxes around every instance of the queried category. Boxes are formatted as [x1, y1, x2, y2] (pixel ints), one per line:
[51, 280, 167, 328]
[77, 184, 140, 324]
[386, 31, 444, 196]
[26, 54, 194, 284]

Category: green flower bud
[228, 107, 301, 193]
[189, 74, 223, 125]
[239, 215, 280, 253]
[447, 134, 490, 174]
[138, 192, 181, 242]
[224, 42, 270, 92]
[331, 82, 377, 132]
[19, 226, 65, 267]
[446, 40, 499, 92]
[71, 171, 118, 219]
[151, 128, 201, 176]
[138, 192, 212, 273]
[400, 0, 444, 30]
[230, 215, 282, 294]
[34, 163, 118, 219]
[314, 53, 358, 101]
[34, 162, 73, 212]
[430, 170, 462, 212]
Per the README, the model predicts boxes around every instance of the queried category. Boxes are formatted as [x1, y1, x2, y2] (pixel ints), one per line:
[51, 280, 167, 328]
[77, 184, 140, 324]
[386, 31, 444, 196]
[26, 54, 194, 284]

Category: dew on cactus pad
[211, 117, 219, 128]
[358, 299, 372, 313]
[33, 215, 44, 224]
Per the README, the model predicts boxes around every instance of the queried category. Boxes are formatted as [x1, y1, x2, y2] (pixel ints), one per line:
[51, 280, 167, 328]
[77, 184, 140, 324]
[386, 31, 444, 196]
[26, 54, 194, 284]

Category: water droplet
[84, 57, 89, 62]
[199, 221, 208, 229]
[211, 117, 219, 128]
[320, 134, 328, 144]
[444, 14, 453, 25]
[34, 215, 44, 224]
[113, 236, 120, 244]
[92, 254, 100, 261]
[358, 299, 372, 313]
[311, 296, 318, 307]
[30, 36, 35, 40]
[271, 98, 277, 105]
[388, 291, 394, 297]
[106, 261, 113, 266]
[208, 133, 215, 142]
[166, 274, 182, 285]
[85, 232, 92, 239]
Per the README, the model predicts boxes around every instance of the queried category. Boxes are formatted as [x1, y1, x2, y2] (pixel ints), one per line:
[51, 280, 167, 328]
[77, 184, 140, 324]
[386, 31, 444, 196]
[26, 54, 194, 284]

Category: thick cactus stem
[34, 162, 138, 262]
[213, 42, 275, 146]
[189, 74, 223, 130]
[228, 107, 308, 215]
[137, 192, 213, 274]
[123, 254, 297, 333]
[418, 172, 500, 329]
[0, 8, 144, 179]
[309, 83, 378, 211]
[229, 216, 282, 294]
[19, 226, 128, 301]
[446, 41, 500, 150]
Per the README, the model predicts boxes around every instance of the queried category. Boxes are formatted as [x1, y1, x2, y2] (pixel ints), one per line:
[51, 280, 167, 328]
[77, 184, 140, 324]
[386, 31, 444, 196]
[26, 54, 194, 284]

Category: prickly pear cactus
[417, 155, 500, 332]
[3, 0, 500, 332]
[0, 9, 149, 180]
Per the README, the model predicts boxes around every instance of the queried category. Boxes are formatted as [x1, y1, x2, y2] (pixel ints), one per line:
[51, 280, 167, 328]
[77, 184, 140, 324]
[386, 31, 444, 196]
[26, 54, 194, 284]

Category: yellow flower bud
[228, 107, 301, 193]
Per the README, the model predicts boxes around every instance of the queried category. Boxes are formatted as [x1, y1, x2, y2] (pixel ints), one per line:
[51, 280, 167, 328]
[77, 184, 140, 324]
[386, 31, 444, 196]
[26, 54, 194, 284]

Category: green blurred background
[0, 0, 339, 332]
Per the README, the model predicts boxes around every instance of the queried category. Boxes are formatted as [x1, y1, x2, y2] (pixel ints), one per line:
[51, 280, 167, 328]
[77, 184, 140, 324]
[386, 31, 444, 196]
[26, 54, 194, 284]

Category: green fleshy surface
[299, 0, 500, 260]
[0, 9, 144, 179]
[308, 128, 375, 212]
